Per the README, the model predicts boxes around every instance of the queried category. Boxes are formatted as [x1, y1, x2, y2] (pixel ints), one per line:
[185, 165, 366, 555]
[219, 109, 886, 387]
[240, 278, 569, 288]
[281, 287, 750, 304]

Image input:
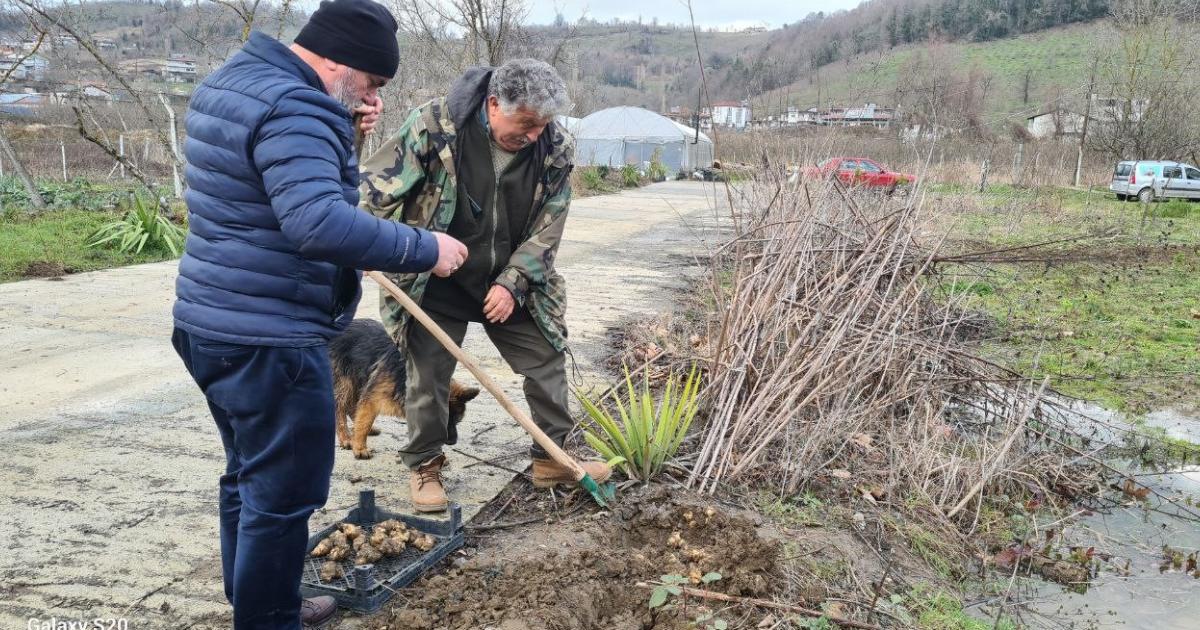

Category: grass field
[0, 207, 175, 282]
[0, 179, 180, 282]
[934, 184, 1200, 413]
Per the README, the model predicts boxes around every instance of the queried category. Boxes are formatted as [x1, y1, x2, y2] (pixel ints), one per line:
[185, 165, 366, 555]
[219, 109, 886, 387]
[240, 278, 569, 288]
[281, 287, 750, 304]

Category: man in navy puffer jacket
[171, 1, 467, 627]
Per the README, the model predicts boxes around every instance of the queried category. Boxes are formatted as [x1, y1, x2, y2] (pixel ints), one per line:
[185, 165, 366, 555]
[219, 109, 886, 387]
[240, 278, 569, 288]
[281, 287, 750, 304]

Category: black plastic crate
[300, 488, 463, 613]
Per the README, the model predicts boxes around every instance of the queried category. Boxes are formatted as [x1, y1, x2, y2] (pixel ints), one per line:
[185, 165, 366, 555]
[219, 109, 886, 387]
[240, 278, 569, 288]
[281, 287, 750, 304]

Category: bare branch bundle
[684, 175, 1092, 525]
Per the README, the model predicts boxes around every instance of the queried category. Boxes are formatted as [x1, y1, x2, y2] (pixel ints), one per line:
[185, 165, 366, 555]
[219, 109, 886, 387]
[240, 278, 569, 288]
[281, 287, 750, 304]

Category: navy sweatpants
[172, 328, 334, 630]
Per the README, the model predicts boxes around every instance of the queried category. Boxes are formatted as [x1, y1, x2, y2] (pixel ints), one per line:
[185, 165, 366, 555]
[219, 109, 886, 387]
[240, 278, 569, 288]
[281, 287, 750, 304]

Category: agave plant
[88, 193, 185, 256]
[577, 365, 701, 482]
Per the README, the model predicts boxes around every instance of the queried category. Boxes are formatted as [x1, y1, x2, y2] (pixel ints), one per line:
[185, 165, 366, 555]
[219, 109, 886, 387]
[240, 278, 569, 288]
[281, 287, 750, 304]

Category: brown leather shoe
[300, 595, 336, 628]
[410, 454, 449, 513]
[532, 457, 612, 489]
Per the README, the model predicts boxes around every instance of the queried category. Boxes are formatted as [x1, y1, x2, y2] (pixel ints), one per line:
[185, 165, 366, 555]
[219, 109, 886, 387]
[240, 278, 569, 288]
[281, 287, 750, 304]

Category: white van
[1110, 160, 1200, 201]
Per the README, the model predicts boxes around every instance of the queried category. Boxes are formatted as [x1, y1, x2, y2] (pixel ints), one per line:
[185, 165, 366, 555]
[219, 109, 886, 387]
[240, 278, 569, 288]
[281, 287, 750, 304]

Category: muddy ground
[381, 485, 782, 630]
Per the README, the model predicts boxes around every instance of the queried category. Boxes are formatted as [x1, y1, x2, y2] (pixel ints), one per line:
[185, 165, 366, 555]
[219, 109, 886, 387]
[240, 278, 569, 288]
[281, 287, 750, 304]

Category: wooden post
[158, 93, 183, 198]
[1013, 142, 1025, 186]
[119, 134, 125, 179]
[60, 141, 66, 180]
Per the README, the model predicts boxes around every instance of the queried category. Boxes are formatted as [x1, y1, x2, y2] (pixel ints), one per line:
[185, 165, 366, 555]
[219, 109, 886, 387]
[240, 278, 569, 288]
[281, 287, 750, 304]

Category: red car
[798, 157, 916, 192]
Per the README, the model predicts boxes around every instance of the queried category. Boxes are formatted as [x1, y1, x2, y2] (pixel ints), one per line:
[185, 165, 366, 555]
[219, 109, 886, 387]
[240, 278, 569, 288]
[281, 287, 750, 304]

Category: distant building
[785, 106, 822, 125]
[712, 100, 750, 129]
[166, 54, 197, 83]
[1090, 95, 1149, 125]
[119, 55, 198, 84]
[1026, 109, 1087, 138]
[823, 103, 895, 128]
[0, 92, 46, 116]
[0, 54, 48, 81]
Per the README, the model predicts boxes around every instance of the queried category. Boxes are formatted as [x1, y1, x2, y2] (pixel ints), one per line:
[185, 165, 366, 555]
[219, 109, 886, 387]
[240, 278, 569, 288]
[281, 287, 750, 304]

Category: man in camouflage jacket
[360, 58, 611, 512]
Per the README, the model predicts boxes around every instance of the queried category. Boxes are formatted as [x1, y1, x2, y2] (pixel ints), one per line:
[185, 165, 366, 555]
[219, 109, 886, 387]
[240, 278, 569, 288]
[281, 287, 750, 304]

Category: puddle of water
[1019, 405, 1200, 629]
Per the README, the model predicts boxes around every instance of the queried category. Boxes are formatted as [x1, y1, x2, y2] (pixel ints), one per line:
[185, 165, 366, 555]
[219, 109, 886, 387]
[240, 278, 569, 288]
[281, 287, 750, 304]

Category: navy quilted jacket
[174, 31, 438, 347]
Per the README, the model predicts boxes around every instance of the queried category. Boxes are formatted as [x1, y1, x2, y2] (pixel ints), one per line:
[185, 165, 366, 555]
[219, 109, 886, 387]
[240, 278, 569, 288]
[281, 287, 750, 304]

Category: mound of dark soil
[22, 261, 73, 279]
[384, 488, 781, 630]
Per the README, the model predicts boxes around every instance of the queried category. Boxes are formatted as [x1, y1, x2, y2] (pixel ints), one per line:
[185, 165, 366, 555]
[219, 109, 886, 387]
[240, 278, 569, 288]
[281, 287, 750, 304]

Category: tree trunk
[0, 124, 45, 211]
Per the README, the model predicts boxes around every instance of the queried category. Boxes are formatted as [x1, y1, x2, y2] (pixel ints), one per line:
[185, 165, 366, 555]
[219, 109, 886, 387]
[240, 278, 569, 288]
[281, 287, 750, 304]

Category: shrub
[621, 164, 641, 188]
[88, 193, 185, 256]
[577, 365, 701, 482]
[647, 149, 668, 182]
[580, 166, 607, 191]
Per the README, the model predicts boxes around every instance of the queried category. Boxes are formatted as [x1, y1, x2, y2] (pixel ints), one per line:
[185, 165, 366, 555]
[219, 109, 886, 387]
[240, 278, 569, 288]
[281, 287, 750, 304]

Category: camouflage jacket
[359, 98, 575, 351]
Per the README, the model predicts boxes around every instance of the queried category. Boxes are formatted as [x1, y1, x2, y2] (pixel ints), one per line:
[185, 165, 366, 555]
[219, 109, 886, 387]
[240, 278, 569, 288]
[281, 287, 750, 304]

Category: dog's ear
[459, 387, 481, 403]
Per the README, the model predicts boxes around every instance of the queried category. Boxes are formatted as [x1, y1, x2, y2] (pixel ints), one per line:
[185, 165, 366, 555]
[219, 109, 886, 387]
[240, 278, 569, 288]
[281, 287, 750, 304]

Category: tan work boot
[532, 457, 612, 489]
[410, 454, 449, 513]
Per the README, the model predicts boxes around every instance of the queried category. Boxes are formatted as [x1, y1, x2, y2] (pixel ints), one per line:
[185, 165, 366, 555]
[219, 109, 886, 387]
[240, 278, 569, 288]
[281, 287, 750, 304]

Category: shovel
[365, 271, 615, 507]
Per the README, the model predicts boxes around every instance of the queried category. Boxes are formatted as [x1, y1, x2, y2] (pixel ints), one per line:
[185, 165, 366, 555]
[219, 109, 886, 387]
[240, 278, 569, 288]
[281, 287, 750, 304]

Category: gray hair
[488, 58, 572, 120]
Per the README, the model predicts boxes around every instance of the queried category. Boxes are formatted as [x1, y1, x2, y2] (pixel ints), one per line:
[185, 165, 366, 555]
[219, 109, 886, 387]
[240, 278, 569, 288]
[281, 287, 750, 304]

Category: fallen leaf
[849, 432, 873, 449]
[994, 548, 1019, 569]
[757, 615, 777, 628]
[1121, 478, 1151, 500]
[831, 469, 852, 480]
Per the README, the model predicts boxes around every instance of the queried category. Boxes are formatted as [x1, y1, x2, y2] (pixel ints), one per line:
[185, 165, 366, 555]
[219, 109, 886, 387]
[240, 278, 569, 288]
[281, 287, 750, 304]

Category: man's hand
[353, 96, 384, 136]
[431, 232, 468, 278]
[483, 284, 515, 323]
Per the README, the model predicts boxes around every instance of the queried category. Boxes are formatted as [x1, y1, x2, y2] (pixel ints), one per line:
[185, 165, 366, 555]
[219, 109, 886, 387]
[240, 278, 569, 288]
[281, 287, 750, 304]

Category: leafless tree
[210, 0, 263, 42]
[0, 15, 46, 209]
[1087, 0, 1200, 159]
[894, 45, 993, 139]
[11, 0, 179, 178]
[394, 0, 529, 70]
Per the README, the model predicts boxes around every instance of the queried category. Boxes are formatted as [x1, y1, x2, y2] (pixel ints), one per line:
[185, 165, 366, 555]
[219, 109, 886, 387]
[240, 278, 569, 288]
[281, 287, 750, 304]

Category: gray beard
[329, 71, 360, 111]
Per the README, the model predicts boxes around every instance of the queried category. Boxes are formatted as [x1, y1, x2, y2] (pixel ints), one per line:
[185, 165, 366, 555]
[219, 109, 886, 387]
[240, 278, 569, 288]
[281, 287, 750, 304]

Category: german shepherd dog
[330, 319, 480, 459]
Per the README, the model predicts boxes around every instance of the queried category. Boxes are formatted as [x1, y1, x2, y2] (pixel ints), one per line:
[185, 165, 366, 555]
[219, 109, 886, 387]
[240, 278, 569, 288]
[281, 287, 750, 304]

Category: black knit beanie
[294, 0, 400, 79]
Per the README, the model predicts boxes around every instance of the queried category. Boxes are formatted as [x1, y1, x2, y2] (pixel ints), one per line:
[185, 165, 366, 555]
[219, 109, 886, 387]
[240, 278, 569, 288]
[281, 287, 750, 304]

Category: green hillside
[752, 20, 1106, 123]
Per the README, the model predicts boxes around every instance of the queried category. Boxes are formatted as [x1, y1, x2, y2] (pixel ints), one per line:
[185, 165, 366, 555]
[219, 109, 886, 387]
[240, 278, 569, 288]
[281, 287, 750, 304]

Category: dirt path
[0, 181, 724, 629]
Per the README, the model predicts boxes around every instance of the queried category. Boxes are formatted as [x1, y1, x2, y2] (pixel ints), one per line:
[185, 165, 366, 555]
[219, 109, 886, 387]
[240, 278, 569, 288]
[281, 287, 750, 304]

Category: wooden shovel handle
[365, 271, 587, 482]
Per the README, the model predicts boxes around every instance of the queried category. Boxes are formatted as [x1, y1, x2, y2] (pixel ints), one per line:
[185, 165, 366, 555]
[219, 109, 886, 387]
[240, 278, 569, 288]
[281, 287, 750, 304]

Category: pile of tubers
[311, 520, 438, 582]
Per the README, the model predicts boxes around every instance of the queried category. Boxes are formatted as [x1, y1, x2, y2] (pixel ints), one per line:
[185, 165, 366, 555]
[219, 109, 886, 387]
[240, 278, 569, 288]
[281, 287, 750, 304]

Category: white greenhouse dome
[573, 106, 713, 173]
